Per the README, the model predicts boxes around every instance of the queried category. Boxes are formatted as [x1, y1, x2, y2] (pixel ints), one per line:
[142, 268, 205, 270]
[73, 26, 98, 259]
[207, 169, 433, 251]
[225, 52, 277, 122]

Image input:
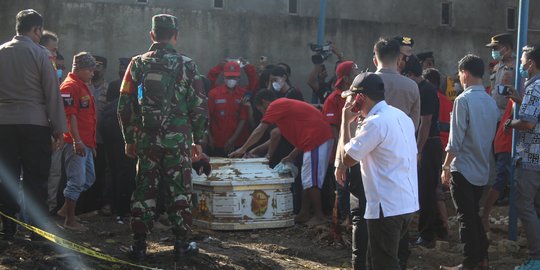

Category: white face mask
[226, 79, 238, 89]
[272, 79, 284, 91]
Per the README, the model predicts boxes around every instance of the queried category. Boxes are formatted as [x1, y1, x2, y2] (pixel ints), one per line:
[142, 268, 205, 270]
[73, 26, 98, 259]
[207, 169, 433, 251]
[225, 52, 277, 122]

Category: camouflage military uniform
[118, 16, 207, 239]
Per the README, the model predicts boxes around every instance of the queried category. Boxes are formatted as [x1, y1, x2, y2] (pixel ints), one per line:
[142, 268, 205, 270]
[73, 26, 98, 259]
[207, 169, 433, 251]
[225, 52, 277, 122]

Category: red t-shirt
[61, 72, 97, 148]
[262, 98, 333, 152]
[438, 91, 452, 151]
[494, 100, 514, 154]
[322, 89, 346, 127]
[208, 85, 249, 148]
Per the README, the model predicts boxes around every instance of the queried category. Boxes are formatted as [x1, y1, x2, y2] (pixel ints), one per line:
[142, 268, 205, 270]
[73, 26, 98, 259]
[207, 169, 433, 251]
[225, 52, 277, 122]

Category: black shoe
[413, 237, 435, 248]
[173, 240, 198, 261]
[129, 234, 147, 262]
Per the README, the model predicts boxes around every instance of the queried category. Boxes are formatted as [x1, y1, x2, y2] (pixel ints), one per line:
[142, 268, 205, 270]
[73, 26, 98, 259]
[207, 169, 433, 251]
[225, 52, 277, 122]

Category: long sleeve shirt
[446, 85, 499, 185]
[0, 35, 67, 134]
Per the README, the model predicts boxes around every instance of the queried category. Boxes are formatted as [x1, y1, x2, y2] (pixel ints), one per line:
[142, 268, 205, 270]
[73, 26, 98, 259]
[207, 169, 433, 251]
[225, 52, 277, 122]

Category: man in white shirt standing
[339, 72, 419, 270]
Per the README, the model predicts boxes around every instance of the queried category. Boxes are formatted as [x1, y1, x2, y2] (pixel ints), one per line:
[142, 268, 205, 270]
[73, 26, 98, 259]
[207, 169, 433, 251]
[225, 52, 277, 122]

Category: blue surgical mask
[56, 69, 63, 79]
[491, 50, 502, 61]
[519, 63, 529, 78]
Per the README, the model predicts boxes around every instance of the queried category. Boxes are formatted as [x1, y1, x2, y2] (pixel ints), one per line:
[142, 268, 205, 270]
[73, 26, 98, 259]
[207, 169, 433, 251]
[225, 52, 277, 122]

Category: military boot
[1, 215, 16, 241]
[173, 240, 198, 261]
[129, 233, 147, 262]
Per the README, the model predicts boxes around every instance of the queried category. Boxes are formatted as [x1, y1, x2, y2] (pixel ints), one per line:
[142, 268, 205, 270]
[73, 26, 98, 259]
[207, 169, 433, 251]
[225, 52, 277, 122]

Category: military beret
[152, 14, 178, 30]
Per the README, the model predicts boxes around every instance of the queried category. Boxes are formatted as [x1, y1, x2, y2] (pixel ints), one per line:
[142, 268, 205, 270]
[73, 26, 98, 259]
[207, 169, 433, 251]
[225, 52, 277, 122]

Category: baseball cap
[223, 61, 241, 77]
[93, 55, 107, 68]
[417, 52, 434, 62]
[341, 72, 384, 98]
[334, 61, 357, 88]
[485, 33, 513, 48]
[152, 14, 178, 31]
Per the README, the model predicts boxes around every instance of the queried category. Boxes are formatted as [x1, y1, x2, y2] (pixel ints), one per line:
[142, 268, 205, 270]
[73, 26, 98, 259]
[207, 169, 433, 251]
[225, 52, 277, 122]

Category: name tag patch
[62, 93, 74, 106]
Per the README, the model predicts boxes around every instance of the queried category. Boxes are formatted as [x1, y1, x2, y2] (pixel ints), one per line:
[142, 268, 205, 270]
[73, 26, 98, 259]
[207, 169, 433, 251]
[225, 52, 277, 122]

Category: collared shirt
[516, 74, 540, 171]
[446, 85, 499, 185]
[375, 68, 421, 129]
[61, 72, 97, 148]
[490, 58, 516, 118]
[90, 81, 108, 144]
[344, 101, 419, 219]
[208, 85, 248, 148]
[0, 35, 67, 134]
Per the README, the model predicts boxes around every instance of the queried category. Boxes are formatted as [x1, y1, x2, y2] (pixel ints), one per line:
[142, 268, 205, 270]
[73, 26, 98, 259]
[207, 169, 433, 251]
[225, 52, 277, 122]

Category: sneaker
[515, 259, 540, 270]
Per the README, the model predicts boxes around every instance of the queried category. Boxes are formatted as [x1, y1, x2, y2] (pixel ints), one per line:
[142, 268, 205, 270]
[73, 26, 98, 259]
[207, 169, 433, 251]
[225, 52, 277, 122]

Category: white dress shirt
[344, 101, 419, 219]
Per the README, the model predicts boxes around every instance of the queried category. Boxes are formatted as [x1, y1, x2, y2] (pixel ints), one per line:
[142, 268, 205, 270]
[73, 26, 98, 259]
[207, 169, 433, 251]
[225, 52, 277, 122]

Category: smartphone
[497, 85, 510, 96]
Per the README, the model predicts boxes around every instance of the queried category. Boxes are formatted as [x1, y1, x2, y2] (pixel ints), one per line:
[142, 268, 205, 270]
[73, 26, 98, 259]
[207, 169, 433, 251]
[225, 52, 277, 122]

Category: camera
[310, 41, 333, 64]
[497, 85, 510, 96]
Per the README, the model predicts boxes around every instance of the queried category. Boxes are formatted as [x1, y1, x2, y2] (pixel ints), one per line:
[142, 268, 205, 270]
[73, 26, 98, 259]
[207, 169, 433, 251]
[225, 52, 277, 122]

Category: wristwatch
[504, 119, 512, 129]
[442, 165, 451, 170]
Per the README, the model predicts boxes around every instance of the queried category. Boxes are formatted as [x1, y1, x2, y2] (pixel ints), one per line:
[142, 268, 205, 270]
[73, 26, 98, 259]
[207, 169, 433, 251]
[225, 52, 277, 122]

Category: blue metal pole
[312, 0, 328, 104]
[317, 0, 327, 46]
[509, 0, 529, 241]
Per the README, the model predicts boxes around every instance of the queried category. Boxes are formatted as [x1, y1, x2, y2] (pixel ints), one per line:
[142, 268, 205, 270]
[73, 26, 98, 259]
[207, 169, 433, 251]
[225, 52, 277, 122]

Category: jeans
[450, 171, 488, 268]
[63, 144, 96, 201]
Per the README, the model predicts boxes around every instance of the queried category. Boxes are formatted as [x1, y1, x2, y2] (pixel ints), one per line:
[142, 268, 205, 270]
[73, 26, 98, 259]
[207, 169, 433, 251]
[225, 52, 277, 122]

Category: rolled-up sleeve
[446, 96, 469, 154]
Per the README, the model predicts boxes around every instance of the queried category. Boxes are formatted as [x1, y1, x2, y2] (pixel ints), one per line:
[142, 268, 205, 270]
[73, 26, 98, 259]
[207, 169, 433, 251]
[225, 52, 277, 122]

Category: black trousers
[102, 137, 136, 216]
[451, 172, 488, 268]
[418, 138, 443, 240]
[0, 124, 51, 225]
[366, 211, 414, 270]
[350, 164, 410, 270]
[349, 164, 367, 270]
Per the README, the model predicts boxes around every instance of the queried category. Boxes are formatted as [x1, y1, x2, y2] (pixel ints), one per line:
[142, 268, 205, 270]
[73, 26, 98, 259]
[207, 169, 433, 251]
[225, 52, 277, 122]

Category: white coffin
[192, 158, 295, 230]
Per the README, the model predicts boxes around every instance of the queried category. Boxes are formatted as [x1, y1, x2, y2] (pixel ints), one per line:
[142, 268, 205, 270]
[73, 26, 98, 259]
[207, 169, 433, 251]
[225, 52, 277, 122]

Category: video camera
[310, 41, 333, 64]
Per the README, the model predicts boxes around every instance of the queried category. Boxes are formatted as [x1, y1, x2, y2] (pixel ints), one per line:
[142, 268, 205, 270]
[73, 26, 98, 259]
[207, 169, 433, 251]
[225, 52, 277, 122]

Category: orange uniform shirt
[61, 72, 97, 148]
[208, 85, 249, 148]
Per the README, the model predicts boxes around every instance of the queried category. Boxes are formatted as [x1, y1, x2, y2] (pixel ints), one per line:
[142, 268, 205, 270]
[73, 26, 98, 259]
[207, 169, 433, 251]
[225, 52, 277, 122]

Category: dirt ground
[0, 203, 530, 270]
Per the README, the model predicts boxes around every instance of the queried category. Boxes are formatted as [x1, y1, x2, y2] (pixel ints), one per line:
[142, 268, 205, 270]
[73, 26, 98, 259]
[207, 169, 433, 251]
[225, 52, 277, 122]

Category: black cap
[486, 33, 513, 48]
[119, 57, 131, 66]
[93, 55, 108, 68]
[393, 36, 414, 47]
[341, 72, 384, 98]
[417, 52, 434, 62]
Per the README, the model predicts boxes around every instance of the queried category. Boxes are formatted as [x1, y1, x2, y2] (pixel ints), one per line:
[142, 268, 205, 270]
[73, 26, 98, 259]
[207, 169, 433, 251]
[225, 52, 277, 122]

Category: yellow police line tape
[0, 211, 162, 270]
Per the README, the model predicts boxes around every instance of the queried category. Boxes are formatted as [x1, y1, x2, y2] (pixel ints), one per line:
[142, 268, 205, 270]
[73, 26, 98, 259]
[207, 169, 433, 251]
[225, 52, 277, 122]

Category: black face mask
[92, 71, 102, 81]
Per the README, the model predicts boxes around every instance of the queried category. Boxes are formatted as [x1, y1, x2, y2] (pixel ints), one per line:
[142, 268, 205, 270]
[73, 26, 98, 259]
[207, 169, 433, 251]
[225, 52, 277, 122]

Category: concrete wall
[0, 0, 538, 99]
